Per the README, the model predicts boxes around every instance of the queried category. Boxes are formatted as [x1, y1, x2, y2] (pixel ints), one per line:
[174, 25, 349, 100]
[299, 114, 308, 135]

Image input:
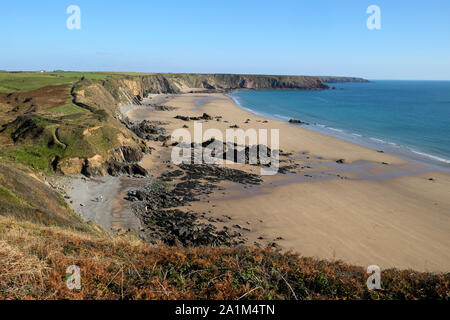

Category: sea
[228, 80, 450, 171]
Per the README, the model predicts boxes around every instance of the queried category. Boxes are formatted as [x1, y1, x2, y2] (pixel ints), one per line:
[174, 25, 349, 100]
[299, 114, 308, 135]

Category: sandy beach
[123, 92, 450, 272]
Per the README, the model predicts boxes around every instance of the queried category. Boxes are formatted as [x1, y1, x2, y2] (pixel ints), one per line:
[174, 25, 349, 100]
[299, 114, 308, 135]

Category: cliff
[99, 73, 369, 96]
[0, 72, 368, 176]
[318, 76, 370, 83]
[142, 73, 331, 92]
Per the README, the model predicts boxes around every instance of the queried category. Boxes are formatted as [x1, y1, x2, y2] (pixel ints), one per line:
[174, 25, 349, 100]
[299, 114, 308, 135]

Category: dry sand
[127, 92, 450, 272]
[58, 175, 150, 236]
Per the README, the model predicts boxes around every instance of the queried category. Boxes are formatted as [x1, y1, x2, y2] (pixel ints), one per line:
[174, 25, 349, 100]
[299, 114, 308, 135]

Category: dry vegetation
[0, 214, 448, 300]
[0, 161, 448, 300]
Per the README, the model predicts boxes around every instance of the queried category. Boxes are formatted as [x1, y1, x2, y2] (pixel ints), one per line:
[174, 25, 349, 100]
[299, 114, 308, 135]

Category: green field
[45, 103, 89, 115]
[0, 71, 111, 93]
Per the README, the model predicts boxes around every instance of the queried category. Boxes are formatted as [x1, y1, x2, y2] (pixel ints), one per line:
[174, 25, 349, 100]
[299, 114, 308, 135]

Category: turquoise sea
[229, 81, 450, 170]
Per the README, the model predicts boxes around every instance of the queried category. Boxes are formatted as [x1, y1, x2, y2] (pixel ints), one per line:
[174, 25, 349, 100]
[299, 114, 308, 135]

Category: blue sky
[1, 0, 449, 79]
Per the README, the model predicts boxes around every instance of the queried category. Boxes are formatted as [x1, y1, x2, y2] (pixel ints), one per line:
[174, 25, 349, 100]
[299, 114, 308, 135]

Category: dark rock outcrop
[289, 119, 309, 125]
[152, 105, 176, 111]
[81, 159, 148, 177]
[124, 119, 166, 139]
[174, 113, 213, 121]
[318, 76, 370, 83]
[106, 161, 147, 177]
[126, 179, 246, 246]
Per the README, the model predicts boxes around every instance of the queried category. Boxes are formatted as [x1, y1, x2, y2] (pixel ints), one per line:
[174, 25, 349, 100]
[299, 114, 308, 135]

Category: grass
[0, 120, 120, 172]
[0, 185, 20, 205]
[1, 144, 60, 173]
[0, 71, 170, 94]
[0, 117, 72, 172]
[45, 103, 89, 115]
[0, 73, 143, 172]
[0, 72, 110, 93]
[0, 163, 95, 231]
[0, 77, 127, 172]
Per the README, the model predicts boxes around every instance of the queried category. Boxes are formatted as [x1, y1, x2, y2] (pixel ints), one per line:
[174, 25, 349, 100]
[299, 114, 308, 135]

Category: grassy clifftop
[0, 71, 111, 93]
[0, 74, 147, 175]
[0, 71, 333, 94]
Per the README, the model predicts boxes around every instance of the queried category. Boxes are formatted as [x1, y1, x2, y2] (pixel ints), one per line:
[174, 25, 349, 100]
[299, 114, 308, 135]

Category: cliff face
[66, 74, 331, 176]
[114, 73, 369, 96]
[74, 74, 369, 109]
[144, 74, 329, 94]
[148, 74, 331, 92]
[68, 73, 369, 175]
[0, 72, 368, 177]
[318, 76, 370, 83]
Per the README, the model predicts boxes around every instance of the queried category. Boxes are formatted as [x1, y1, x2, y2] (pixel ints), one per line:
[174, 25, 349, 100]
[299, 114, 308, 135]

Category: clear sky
[1, 0, 449, 80]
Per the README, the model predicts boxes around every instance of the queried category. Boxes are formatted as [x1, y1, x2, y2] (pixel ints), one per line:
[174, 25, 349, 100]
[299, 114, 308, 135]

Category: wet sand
[126, 92, 450, 272]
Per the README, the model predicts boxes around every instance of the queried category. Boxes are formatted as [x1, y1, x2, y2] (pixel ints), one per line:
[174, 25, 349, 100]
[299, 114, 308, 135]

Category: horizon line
[1, 69, 449, 81]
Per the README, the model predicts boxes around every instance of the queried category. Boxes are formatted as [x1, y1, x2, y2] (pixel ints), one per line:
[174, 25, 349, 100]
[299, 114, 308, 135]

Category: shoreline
[120, 91, 450, 272]
[132, 92, 409, 166]
[227, 92, 450, 172]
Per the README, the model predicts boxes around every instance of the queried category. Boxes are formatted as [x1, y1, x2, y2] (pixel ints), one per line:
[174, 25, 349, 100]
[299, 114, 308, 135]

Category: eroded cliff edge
[96, 73, 368, 97]
[0, 73, 368, 176]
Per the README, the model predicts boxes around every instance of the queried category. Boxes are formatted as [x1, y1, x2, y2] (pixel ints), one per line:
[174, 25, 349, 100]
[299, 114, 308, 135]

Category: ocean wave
[409, 149, 450, 164]
[370, 137, 386, 143]
[229, 95, 242, 107]
[230, 96, 257, 114]
[328, 127, 344, 133]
